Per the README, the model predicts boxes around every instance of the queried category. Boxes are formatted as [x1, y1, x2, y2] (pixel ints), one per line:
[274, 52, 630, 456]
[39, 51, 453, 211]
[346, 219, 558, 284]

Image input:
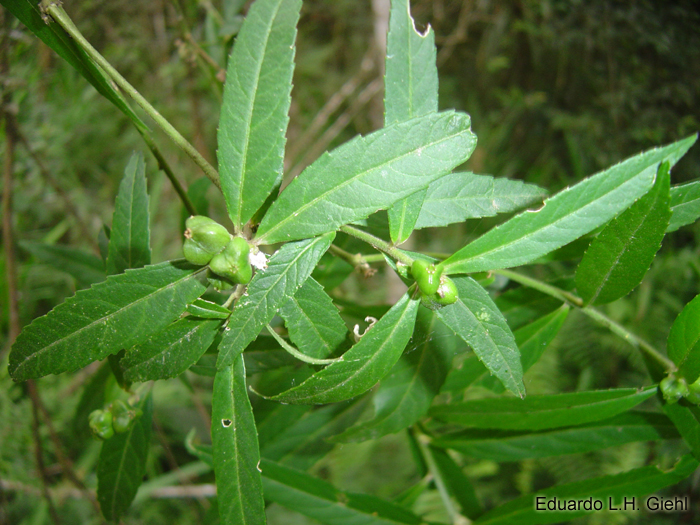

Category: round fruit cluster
[411, 259, 458, 309]
[89, 400, 143, 440]
[659, 375, 700, 405]
[183, 216, 253, 290]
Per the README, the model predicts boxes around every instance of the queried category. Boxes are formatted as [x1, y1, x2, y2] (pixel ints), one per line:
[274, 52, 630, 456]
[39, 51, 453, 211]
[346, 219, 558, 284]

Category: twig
[437, 0, 474, 67]
[495, 268, 677, 374]
[286, 49, 376, 164]
[329, 244, 379, 277]
[285, 78, 383, 183]
[42, 2, 221, 191]
[35, 394, 103, 515]
[340, 225, 414, 266]
[266, 324, 343, 366]
[16, 128, 98, 251]
[28, 381, 62, 525]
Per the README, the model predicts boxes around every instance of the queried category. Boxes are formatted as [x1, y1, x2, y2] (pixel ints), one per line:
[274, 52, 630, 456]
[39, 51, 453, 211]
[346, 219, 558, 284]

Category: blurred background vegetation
[1, 0, 699, 523]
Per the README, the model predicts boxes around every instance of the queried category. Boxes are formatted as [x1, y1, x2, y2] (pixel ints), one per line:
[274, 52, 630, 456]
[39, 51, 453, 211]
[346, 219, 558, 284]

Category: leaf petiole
[266, 324, 343, 366]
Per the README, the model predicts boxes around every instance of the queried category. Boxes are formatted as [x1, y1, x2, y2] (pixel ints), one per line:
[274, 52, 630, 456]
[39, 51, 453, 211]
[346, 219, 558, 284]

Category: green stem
[138, 128, 197, 215]
[266, 325, 343, 366]
[222, 284, 246, 309]
[495, 269, 676, 373]
[340, 225, 414, 266]
[44, 3, 221, 190]
[412, 430, 467, 525]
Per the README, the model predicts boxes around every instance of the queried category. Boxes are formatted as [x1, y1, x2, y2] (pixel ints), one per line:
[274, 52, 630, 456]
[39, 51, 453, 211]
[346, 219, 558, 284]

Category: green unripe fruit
[183, 216, 231, 265]
[110, 400, 136, 434]
[89, 409, 115, 440]
[412, 259, 442, 296]
[685, 378, 700, 405]
[209, 237, 252, 284]
[419, 276, 458, 310]
[435, 276, 458, 305]
[660, 376, 688, 404]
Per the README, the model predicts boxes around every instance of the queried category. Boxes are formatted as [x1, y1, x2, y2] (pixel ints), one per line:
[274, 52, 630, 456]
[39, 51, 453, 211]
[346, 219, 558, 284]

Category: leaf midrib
[284, 297, 414, 402]
[444, 167, 656, 273]
[13, 265, 206, 376]
[258, 114, 470, 243]
[231, 0, 285, 229]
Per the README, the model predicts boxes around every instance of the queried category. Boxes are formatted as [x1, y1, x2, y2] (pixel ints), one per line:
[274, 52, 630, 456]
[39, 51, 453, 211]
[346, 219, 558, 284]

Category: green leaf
[516, 304, 569, 371]
[668, 179, 700, 232]
[441, 135, 697, 274]
[1, 0, 147, 130]
[105, 153, 151, 275]
[575, 162, 671, 305]
[331, 308, 456, 442]
[479, 305, 569, 393]
[97, 393, 153, 522]
[268, 293, 420, 404]
[433, 411, 680, 461]
[663, 402, 700, 460]
[261, 399, 368, 471]
[667, 294, 700, 383]
[256, 111, 477, 244]
[440, 353, 489, 394]
[217, 233, 334, 368]
[121, 318, 222, 382]
[186, 298, 231, 319]
[414, 172, 548, 230]
[430, 387, 657, 431]
[72, 362, 111, 439]
[9, 261, 208, 381]
[19, 241, 105, 288]
[436, 276, 525, 398]
[278, 277, 347, 359]
[218, 0, 302, 229]
[261, 459, 423, 525]
[495, 286, 563, 331]
[428, 445, 484, 520]
[212, 356, 266, 525]
[384, 0, 438, 244]
[472, 455, 698, 525]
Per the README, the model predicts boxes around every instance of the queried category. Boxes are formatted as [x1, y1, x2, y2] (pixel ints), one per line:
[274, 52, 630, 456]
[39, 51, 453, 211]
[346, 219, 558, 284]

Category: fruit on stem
[412, 259, 442, 295]
[183, 215, 231, 265]
[209, 237, 252, 284]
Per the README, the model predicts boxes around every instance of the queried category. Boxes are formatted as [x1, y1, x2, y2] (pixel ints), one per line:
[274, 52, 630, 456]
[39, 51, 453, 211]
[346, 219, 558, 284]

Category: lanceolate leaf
[436, 276, 525, 398]
[332, 308, 456, 442]
[186, 298, 231, 319]
[1, 0, 147, 130]
[428, 445, 484, 520]
[472, 455, 698, 525]
[576, 162, 671, 305]
[256, 111, 477, 244]
[269, 293, 420, 404]
[663, 402, 700, 460]
[9, 261, 208, 381]
[668, 179, 700, 232]
[667, 294, 700, 383]
[213, 357, 266, 525]
[385, 0, 438, 244]
[121, 318, 222, 382]
[430, 387, 657, 431]
[440, 135, 697, 275]
[97, 393, 153, 522]
[217, 233, 334, 368]
[278, 277, 347, 359]
[218, 0, 301, 230]
[433, 411, 680, 461]
[261, 459, 423, 525]
[19, 241, 105, 288]
[414, 172, 548, 230]
[106, 153, 152, 275]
